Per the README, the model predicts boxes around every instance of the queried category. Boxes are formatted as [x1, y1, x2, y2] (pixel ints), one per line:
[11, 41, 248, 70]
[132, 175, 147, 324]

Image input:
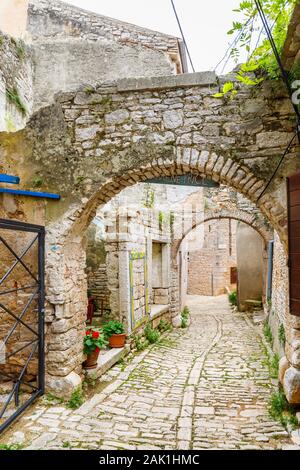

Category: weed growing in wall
[263, 321, 273, 347]
[268, 389, 298, 429]
[6, 87, 27, 117]
[67, 386, 84, 409]
[279, 324, 286, 346]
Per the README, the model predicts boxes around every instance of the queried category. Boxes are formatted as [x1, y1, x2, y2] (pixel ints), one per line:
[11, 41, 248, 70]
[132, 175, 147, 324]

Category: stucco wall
[236, 222, 265, 311]
[0, 0, 29, 39]
[32, 39, 174, 110]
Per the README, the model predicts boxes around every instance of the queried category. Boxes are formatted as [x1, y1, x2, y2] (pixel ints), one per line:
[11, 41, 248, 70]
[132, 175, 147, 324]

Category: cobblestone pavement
[0, 295, 293, 450]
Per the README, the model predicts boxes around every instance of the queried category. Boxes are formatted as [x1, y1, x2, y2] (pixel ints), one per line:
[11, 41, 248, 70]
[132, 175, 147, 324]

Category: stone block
[283, 366, 300, 404]
[46, 371, 82, 398]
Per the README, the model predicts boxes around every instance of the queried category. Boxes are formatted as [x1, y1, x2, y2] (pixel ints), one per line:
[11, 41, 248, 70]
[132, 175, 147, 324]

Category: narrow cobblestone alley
[0, 295, 293, 450]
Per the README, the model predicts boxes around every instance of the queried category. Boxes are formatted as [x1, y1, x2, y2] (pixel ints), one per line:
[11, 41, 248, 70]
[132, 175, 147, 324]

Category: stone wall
[188, 218, 237, 296]
[1, 69, 300, 398]
[0, 31, 33, 131]
[28, 0, 182, 57]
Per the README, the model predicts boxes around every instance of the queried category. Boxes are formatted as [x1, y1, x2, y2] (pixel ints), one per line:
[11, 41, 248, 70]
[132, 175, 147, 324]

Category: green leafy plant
[270, 353, 280, 379]
[43, 392, 64, 405]
[169, 211, 175, 237]
[103, 320, 125, 338]
[268, 389, 298, 428]
[133, 334, 149, 351]
[181, 306, 190, 328]
[228, 290, 237, 306]
[84, 327, 107, 356]
[215, 0, 296, 98]
[67, 386, 84, 409]
[31, 176, 43, 188]
[158, 211, 165, 231]
[144, 323, 160, 344]
[143, 184, 155, 208]
[263, 321, 273, 347]
[279, 323, 286, 346]
[6, 87, 27, 117]
[0, 443, 23, 450]
[157, 319, 172, 333]
[62, 441, 72, 448]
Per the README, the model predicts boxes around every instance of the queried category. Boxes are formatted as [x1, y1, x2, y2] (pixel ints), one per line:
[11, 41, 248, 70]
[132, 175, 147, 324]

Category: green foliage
[133, 334, 149, 351]
[83, 85, 96, 95]
[143, 183, 155, 208]
[279, 323, 286, 346]
[228, 290, 237, 306]
[83, 327, 107, 355]
[31, 176, 43, 188]
[144, 323, 160, 344]
[181, 306, 190, 328]
[169, 211, 175, 237]
[269, 353, 280, 379]
[0, 36, 3, 47]
[43, 393, 64, 405]
[103, 320, 125, 338]
[16, 41, 26, 60]
[215, 0, 296, 98]
[62, 441, 72, 448]
[0, 443, 23, 450]
[6, 87, 27, 117]
[268, 389, 298, 428]
[67, 386, 84, 409]
[263, 321, 273, 347]
[157, 319, 172, 333]
[158, 211, 165, 231]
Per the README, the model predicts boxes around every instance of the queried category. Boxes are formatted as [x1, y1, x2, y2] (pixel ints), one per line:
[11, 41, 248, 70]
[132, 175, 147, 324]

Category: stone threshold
[150, 304, 170, 320]
[84, 345, 129, 379]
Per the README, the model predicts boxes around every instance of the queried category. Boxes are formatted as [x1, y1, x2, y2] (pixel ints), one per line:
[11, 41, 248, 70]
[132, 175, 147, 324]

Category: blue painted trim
[0, 174, 20, 184]
[0, 188, 60, 200]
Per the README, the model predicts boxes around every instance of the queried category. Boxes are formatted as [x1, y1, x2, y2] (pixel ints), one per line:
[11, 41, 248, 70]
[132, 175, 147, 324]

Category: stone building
[0, 0, 300, 422]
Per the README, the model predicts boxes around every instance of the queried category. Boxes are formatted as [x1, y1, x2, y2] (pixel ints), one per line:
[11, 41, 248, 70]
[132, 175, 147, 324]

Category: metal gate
[0, 219, 45, 433]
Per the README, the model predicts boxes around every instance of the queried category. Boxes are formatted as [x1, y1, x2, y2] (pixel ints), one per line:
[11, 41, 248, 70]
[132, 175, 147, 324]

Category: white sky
[63, 0, 246, 73]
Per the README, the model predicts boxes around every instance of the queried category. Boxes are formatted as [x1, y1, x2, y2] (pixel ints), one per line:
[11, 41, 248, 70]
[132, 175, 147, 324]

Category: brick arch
[171, 207, 273, 262]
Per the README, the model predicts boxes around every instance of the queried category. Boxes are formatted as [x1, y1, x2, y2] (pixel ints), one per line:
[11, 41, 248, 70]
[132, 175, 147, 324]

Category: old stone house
[1, 0, 300, 433]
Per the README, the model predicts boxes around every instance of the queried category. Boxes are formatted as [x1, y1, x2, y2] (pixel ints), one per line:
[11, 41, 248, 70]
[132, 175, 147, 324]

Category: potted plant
[103, 320, 126, 348]
[83, 327, 107, 369]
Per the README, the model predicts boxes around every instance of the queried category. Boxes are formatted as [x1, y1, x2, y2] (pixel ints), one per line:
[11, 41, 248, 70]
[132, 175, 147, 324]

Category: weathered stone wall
[1, 71, 300, 397]
[28, 0, 181, 57]
[0, 31, 33, 131]
[270, 231, 289, 356]
[188, 218, 237, 296]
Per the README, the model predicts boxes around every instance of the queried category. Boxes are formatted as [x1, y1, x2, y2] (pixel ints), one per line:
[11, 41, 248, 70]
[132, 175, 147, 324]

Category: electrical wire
[170, 0, 195, 72]
[253, 0, 300, 202]
[257, 130, 298, 202]
[255, 0, 300, 123]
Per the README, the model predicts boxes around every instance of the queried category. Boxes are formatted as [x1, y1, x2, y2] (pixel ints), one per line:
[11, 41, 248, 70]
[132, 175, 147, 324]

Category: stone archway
[2, 72, 300, 397]
[44, 161, 279, 395]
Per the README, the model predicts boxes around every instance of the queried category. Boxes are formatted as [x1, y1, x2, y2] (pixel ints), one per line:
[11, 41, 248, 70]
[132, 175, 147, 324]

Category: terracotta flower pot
[109, 334, 126, 348]
[84, 348, 100, 369]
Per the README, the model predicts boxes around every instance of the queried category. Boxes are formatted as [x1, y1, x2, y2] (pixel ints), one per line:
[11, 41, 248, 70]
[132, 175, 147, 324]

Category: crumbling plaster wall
[27, 0, 181, 110]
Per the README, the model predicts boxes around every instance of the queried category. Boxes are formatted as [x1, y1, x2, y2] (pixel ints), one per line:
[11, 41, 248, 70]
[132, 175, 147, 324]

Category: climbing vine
[215, 0, 298, 98]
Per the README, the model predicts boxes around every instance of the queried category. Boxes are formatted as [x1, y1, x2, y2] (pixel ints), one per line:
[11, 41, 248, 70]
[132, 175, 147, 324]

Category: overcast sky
[64, 0, 245, 73]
